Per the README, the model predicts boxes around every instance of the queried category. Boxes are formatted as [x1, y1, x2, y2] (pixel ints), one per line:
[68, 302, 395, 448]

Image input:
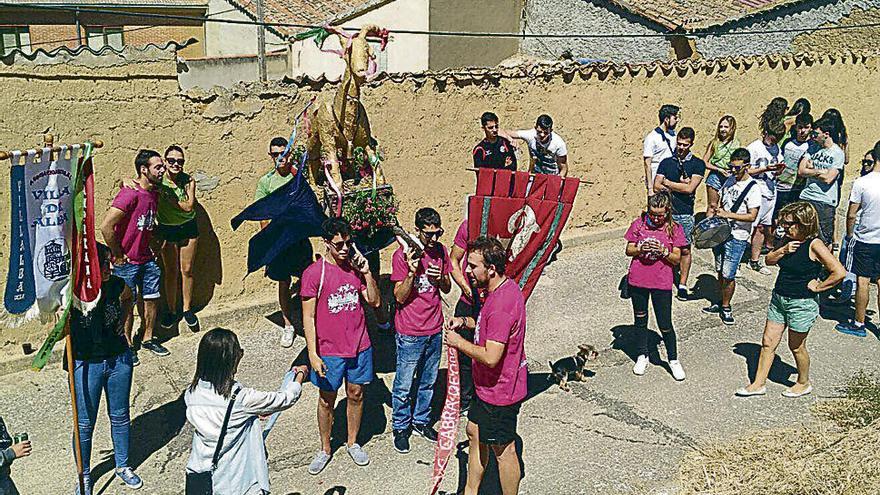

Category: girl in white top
[185, 328, 307, 495]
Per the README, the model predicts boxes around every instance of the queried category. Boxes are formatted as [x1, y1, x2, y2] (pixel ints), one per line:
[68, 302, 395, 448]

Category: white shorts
[752, 196, 776, 228]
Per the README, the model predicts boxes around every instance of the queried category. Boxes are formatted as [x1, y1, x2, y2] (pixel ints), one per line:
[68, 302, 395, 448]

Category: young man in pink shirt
[100, 149, 168, 360]
[390, 208, 452, 454]
[446, 237, 527, 495]
[302, 218, 380, 475]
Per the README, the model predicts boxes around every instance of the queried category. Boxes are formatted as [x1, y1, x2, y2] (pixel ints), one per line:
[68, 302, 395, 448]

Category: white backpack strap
[318, 259, 326, 298]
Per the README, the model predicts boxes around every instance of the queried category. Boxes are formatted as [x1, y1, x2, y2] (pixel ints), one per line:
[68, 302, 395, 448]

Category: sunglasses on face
[779, 220, 798, 228]
[647, 212, 666, 220]
[166, 158, 185, 166]
[862, 159, 875, 167]
[328, 239, 350, 251]
[421, 228, 444, 239]
[269, 151, 283, 158]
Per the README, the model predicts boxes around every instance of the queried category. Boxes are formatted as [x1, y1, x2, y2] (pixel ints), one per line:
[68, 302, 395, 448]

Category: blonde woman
[736, 202, 845, 398]
[702, 115, 739, 211]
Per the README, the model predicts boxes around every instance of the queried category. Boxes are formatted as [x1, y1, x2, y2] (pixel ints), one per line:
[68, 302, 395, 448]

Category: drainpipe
[75, 8, 83, 47]
[256, 0, 267, 82]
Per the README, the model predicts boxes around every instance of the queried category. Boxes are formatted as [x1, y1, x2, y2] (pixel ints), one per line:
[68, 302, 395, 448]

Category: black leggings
[454, 299, 477, 411]
[629, 285, 678, 360]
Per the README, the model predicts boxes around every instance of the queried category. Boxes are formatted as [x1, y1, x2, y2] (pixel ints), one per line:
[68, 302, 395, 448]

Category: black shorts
[157, 218, 198, 243]
[469, 397, 521, 445]
[852, 240, 880, 280]
[265, 239, 313, 282]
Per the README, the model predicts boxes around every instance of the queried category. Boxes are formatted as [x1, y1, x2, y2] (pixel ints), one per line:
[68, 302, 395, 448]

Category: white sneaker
[280, 326, 295, 348]
[669, 360, 686, 381]
[632, 355, 649, 376]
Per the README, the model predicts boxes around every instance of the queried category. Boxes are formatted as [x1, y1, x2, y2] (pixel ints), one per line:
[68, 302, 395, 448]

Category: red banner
[468, 169, 579, 300]
[72, 155, 101, 309]
[430, 344, 461, 495]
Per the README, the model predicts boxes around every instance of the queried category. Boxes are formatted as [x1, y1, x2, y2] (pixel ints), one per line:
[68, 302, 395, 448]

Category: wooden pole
[45, 134, 86, 493]
[66, 327, 87, 494]
[0, 140, 103, 161]
[465, 167, 594, 184]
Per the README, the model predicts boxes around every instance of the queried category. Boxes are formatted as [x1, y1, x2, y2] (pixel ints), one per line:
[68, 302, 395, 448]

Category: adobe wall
[1, 51, 879, 349]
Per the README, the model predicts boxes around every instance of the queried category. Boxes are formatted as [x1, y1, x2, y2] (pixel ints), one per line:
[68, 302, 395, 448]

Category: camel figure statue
[302, 24, 389, 215]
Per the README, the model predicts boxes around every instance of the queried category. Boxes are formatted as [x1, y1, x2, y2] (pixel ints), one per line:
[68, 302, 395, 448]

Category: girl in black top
[67, 244, 145, 492]
[736, 202, 844, 398]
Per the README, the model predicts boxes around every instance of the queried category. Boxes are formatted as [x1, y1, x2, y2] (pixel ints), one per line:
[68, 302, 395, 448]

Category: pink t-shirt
[301, 259, 370, 358]
[624, 215, 687, 291]
[110, 185, 158, 264]
[472, 278, 528, 406]
[390, 244, 452, 336]
[453, 220, 472, 304]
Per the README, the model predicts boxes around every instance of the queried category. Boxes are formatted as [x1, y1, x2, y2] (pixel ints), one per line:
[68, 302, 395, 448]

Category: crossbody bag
[185, 386, 240, 495]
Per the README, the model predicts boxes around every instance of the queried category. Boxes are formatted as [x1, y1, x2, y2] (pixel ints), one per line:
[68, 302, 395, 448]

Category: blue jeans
[673, 214, 695, 246]
[73, 351, 134, 475]
[712, 237, 750, 280]
[113, 260, 161, 300]
[391, 333, 441, 430]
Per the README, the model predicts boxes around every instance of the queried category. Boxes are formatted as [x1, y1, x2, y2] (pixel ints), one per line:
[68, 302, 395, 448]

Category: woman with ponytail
[623, 192, 687, 380]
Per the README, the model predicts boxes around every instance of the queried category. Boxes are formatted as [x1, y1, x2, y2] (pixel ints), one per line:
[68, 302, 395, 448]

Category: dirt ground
[2, 234, 878, 495]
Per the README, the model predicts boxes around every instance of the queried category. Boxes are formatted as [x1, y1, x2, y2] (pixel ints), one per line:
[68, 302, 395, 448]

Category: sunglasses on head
[421, 228, 444, 239]
[166, 158, 185, 166]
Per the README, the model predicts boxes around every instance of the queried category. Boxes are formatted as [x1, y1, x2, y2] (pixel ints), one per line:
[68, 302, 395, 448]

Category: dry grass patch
[679, 372, 880, 495]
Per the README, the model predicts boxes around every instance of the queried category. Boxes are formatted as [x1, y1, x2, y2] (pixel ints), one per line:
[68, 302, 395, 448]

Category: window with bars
[85, 27, 124, 50]
[0, 27, 31, 56]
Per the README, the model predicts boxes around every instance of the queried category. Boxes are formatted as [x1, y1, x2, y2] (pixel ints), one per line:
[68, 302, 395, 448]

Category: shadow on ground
[91, 392, 187, 492]
[732, 342, 796, 386]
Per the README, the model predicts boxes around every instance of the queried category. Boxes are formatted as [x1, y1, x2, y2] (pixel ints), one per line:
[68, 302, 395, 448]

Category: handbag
[693, 181, 757, 249]
[185, 387, 240, 495]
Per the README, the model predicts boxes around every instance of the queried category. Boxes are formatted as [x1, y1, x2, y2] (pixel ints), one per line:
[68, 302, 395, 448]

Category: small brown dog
[549, 344, 599, 391]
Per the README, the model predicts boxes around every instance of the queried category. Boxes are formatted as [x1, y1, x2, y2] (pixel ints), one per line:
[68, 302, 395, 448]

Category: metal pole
[75, 8, 83, 47]
[256, 0, 267, 83]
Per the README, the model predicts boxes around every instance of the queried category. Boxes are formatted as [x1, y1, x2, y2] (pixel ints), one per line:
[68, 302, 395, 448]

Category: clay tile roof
[224, 0, 379, 37]
[2, 0, 207, 6]
[606, 0, 809, 31]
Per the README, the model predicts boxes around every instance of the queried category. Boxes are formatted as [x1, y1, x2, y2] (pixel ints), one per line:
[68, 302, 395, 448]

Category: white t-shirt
[850, 171, 880, 244]
[721, 176, 762, 241]
[643, 127, 676, 181]
[517, 129, 567, 175]
[746, 139, 783, 200]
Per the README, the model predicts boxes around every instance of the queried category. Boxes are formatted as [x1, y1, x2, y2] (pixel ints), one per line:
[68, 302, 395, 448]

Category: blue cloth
[231, 161, 327, 275]
[712, 237, 749, 280]
[310, 347, 374, 391]
[391, 333, 442, 430]
[4, 163, 35, 314]
[113, 260, 161, 300]
[73, 350, 134, 475]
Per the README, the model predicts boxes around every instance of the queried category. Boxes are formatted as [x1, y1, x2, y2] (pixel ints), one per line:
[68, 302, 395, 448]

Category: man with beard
[445, 237, 528, 495]
[101, 149, 168, 359]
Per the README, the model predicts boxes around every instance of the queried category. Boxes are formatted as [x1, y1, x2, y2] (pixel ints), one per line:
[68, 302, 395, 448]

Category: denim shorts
[113, 260, 161, 300]
[310, 347, 374, 391]
[712, 237, 749, 280]
[705, 170, 726, 191]
[767, 292, 819, 333]
[673, 214, 694, 246]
